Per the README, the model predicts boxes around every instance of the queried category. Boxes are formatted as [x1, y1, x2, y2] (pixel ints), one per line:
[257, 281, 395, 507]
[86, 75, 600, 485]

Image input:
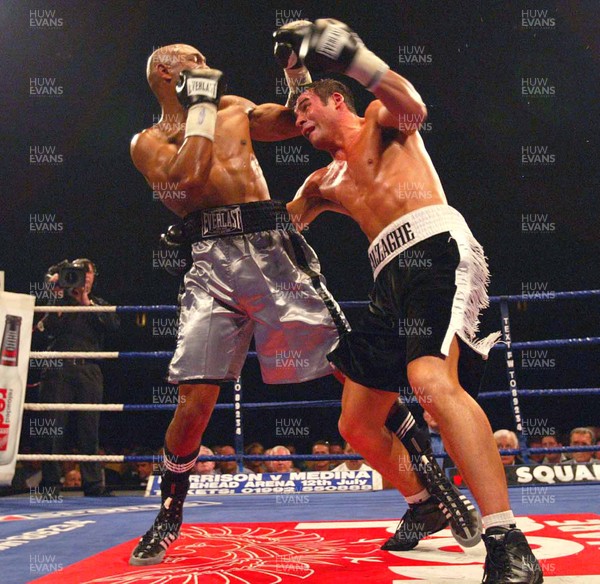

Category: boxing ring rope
[23, 288, 600, 469]
[16, 446, 599, 464]
[31, 288, 600, 315]
[20, 388, 600, 413]
[27, 335, 600, 361]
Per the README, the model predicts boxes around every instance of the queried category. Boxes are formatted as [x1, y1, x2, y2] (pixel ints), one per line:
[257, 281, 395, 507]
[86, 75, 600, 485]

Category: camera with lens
[58, 264, 87, 289]
[46, 259, 87, 289]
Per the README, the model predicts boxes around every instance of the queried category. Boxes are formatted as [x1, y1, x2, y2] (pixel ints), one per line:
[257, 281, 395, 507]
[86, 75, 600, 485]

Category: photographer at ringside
[36, 258, 120, 497]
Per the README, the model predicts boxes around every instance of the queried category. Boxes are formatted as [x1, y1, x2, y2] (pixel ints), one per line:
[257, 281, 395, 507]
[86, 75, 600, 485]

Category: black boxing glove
[273, 20, 314, 108]
[176, 69, 225, 141]
[160, 223, 186, 247]
[300, 19, 389, 91]
[159, 224, 191, 277]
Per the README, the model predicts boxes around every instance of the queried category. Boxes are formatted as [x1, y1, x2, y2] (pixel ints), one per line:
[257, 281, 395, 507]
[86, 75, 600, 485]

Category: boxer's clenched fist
[273, 20, 314, 108]
[301, 18, 390, 92]
[176, 69, 225, 140]
[273, 19, 313, 70]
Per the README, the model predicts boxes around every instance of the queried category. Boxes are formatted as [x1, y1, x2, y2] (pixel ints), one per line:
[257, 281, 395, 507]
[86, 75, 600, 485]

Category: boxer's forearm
[131, 132, 212, 195]
[249, 104, 300, 141]
[170, 138, 213, 188]
[287, 195, 350, 228]
[372, 70, 427, 132]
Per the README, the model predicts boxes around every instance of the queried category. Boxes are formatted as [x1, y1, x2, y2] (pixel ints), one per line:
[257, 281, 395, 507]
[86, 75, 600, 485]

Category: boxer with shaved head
[129, 43, 348, 565]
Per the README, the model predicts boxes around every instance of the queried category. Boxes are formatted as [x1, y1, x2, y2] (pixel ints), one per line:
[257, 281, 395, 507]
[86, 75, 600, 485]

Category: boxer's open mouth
[302, 124, 315, 138]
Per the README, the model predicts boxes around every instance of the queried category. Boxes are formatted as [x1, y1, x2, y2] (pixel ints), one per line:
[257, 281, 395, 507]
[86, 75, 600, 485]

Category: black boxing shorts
[328, 205, 500, 394]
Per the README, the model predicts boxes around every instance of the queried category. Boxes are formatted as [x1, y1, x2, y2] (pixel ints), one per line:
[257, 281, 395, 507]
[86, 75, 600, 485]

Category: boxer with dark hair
[275, 18, 543, 583]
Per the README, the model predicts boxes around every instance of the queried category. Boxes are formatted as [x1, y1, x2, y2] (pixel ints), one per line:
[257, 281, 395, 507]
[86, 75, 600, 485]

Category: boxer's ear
[331, 92, 346, 109]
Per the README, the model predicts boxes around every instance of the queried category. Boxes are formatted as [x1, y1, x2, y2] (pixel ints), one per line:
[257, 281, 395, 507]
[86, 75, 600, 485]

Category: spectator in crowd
[285, 443, 306, 471]
[493, 430, 523, 466]
[134, 462, 154, 487]
[329, 442, 343, 455]
[596, 437, 600, 461]
[526, 436, 544, 464]
[64, 469, 82, 488]
[269, 445, 294, 472]
[123, 449, 156, 488]
[540, 434, 567, 464]
[62, 458, 79, 477]
[310, 440, 331, 472]
[194, 445, 217, 475]
[333, 442, 371, 472]
[215, 445, 253, 474]
[567, 427, 595, 464]
[244, 442, 266, 474]
[328, 442, 344, 469]
[264, 448, 274, 472]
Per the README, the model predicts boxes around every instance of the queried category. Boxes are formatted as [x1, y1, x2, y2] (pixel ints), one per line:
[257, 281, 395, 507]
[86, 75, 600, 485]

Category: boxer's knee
[338, 411, 378, 452]
[338, 408, 365, 444]
[407, 359, 462, 416]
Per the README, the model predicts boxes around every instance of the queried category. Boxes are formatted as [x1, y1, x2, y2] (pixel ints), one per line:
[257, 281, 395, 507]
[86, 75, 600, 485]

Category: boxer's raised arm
[276, 18, 426, 134]
[372, 70, 427, 134]
[249, 103, 300, 141]
[130, 68, 226, 213]
[248, 20, 316, 142]
[130, 130, 212, 202]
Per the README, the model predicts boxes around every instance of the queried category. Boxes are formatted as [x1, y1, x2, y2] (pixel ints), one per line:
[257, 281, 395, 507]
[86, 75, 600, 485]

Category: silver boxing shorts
[168, 201, 348, 385]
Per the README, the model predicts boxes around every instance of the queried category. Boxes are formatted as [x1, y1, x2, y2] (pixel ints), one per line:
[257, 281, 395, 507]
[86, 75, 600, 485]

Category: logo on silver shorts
[202, 206, 244, 237]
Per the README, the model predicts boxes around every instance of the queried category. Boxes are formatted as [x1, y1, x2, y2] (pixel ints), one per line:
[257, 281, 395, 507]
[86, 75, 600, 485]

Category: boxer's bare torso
[133, 42, 298, 217]
[292, 100, 447, 242]
[131, 96, 294, 217]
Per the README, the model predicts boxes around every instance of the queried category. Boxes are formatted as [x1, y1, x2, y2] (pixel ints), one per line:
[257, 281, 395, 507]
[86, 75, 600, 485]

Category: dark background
[1, 1, 598, 454]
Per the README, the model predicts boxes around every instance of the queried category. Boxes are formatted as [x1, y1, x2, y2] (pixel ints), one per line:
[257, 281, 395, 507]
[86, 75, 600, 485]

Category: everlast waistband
[368, 205, 472, 279]
[183, 200, 293, 242]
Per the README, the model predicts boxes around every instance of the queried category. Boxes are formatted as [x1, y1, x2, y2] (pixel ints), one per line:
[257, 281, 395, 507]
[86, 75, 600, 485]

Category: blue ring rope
[117, 389, 599, 411]
[116, 337, 600, 360]
[112, 289, 600, 313]
[124, 444, 599, 463]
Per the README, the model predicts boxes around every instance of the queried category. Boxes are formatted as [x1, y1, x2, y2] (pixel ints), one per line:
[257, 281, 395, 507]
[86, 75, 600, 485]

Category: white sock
[405, 488, 430, 505]
[483, 510, 516, 530]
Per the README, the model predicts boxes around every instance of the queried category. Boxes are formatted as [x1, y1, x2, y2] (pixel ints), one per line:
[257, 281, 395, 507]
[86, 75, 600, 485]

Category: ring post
[233, 377, 244, 473]
[499, 298, 528, 461]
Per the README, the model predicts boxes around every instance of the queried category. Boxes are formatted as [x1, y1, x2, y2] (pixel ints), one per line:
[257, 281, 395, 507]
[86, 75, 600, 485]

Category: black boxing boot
[381, 496, 449, 551]
[482, 526, 544, 583]
[129, 447, 198, 566]
[386, 400, 482, 548]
